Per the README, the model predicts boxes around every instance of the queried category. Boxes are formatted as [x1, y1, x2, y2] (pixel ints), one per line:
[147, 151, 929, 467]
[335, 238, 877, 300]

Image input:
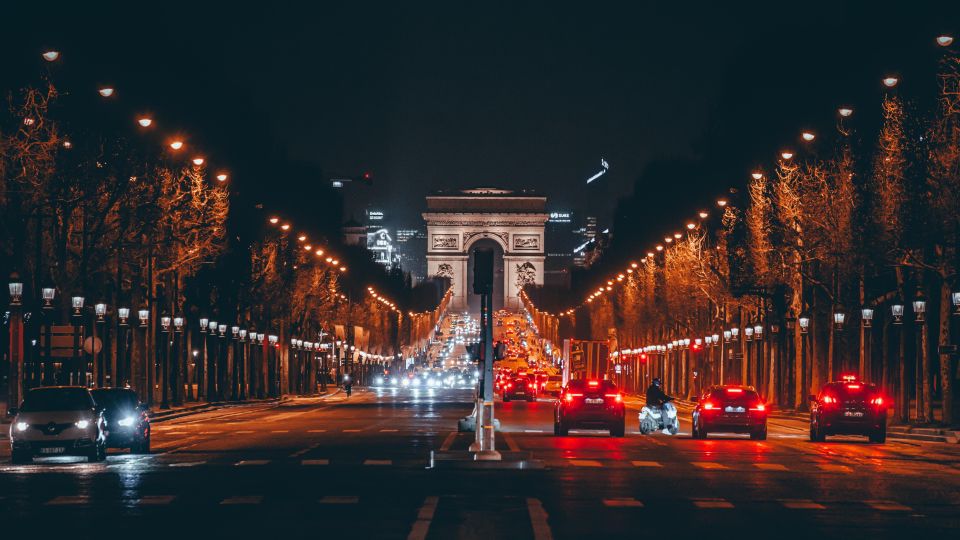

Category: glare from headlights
[390, 377, 399, 386]
[75, 420, 90, 429]
[374, 377, 384, 386]
[412, 378, 421, 387]
[402, 378, 411, 387]
[16, 422, 28, 432]
[117, 416, 136, 427]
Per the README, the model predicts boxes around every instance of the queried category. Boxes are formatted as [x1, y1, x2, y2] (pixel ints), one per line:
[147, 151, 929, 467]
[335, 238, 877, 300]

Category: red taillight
[564, 392, 573, 403]
[506, 383, 513, 389]
[726, 388, 743, 394]
[821, 395, 836, 404]
[588, 380, 600, 387]
[871, 396, 884, 406]
[702, 401, 716, 410]
[750, 403, 766, 412]
[605, 393, 623, 403]
[846, 384, 861, 390]
[528, 383, 534, 390]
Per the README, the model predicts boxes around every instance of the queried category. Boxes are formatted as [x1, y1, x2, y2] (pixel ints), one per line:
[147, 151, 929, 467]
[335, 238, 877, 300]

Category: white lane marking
[780, 499, 826, 510]
[220, 495, 263, 505]
[290, 444, 320, 458]
[320, 495, 359, 504]
[363, 459, 392, 466]
[524, 429, 544, 433]
[754, 463, 789, 471]
[164, 431, 188, 436]
[818, 464, 853, 473]
[199, 431, 223, 435]
[308, 429, 327, 433]
[343, 429, 362, 433]
[569, 459, 603, 468]
[235, 430, 255, 434]
[135, 495, 175, 505]
[270, 430, 289, 433]
[169, 461, 205, 467]
[866, 500, 912, 512]
[526, 498, 554, 540]
[631, 460, 662, 468]
[407, 496, 439, 540]
[302, 459, 330, 466]
[380, 429, 399, 432]
[504, 433, 521, 452]
[603, 498, 644, 507]
[46, 495, 88, 505]
[236, 460, 270, 466]
[440, 432, 458, 451]
[692, 462, 727, 470]
[692, 498, 734, 509]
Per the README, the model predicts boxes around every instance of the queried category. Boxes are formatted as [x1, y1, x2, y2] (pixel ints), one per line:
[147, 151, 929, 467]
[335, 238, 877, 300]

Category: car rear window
[710, 387, 759, 401]
[823, 382, 877, 398]
[21, 388, 94, 412]
[548, 376, 562, 382]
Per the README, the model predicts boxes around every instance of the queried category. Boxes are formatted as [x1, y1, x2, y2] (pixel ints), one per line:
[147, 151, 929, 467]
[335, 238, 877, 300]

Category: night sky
[3, 2, 957, 240]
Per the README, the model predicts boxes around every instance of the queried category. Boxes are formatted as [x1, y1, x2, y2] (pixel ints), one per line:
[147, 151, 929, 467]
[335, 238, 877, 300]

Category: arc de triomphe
[423, 188, 548, 312]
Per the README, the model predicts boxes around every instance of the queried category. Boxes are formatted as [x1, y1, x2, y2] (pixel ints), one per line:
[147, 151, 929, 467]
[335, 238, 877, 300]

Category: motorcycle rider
[343, 374, 353, 397]
[646, 378, 673, 434]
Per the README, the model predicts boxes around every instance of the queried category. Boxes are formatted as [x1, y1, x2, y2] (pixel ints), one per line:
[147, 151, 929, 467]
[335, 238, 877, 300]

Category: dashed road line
[343, 429, 362, 433]
[169, 461, 205, 467]
[236, 460, 270, 466]
[524, 429, 544, 433]
[780, 499, 826, 510]
[270, 430, 289, 434]
[504, 433, 521, 452]
[569, 459, 603, 468]
[754, 463, 789, 471]
[363, 459, 392, 466]
[407, 496, 439, 540]
[302, 459, 330, 466]
[865, 500, 912, 512]
[235, 430, 255, 434]
[46, 495, 88, 505]
[135, 495, 175, 505]
[308, 429, 327, 433]
[818, 464, 853, 473]
[220, 495, 263, 505]
[290, 443, 320, 458]
[199, 431, 223, 435]
[692, 497, 734, 509]
[380, 428, 399, 432]
[692, 462, 728, 470]
[603, 498, 644, 507]
[526, 498, 554, 540]
[440, 431, 458, 451]
[320, 495, 359, 504]
[631, 460, 662, 468]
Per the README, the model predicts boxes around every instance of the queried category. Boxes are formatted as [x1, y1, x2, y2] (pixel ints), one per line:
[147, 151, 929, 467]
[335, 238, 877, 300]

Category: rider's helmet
[652, 377, 662, 388]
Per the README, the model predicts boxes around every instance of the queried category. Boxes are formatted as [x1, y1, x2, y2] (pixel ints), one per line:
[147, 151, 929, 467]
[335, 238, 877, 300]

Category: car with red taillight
[554, 379, 625, 437]
[691, 385, 768, 440]
[502, 376, 536, 402]
[809, 376, 888, 443]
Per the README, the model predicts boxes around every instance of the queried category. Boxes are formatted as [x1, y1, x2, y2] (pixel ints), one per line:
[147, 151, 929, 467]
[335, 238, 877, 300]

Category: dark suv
[91, 388, 151, 453]
[554, 379, 625, 437]
[809, 378, 888, 443]
[502, 376, 536, 402]
[692, 385, 768, 440]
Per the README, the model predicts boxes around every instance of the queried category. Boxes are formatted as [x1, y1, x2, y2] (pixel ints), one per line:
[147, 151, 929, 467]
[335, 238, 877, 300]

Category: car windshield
[20, 388, 94, 412]
[91, 389, 139, 410]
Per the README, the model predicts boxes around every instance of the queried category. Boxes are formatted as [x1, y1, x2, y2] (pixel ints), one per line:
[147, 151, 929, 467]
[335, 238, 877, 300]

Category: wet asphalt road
[2, 386, 959, 540]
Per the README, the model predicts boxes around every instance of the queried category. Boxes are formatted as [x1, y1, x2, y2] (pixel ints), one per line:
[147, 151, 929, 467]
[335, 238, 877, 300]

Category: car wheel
[553, 421, 560, 436]
[750, 427, 767, 441]
[611, 422, 625, 437]
[869, 428, 886, 444]
[558, 421, 569, 437]
[11, 450, 32, 464]
[503, 396, 511, 403]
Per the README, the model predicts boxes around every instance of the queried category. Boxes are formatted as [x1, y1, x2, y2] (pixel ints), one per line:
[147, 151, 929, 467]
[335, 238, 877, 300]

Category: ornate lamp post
[7, 278, 25, 409]
[860, 307, 874, 381]
[70, 295, 85, 386]
[913, 292, 928, 422]
[239, 329, 248, 401]
[93, 303, 108, 387]
[118, 307, 130, 388]
[40, 287, 56, 386]
[160, 316, 171, 409]
[173, 316, 185, 404]
[268, 334, 279, 397]
[138, 309, 150, 404]
[198, 317, 208, 401]
[231, 325, 240, 400]
[217, 324, 227, 401]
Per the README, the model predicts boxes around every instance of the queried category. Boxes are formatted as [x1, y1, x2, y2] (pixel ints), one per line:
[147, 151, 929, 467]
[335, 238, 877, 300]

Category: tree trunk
[938, 278, 953, 425]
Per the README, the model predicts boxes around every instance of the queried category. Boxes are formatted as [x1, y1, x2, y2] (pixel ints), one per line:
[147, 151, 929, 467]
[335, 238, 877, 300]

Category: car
[809, 376, 888, 443]
[554, 379, 625, 437]
[7, 386, 107, 463]
[502, 376, 536, 402]
[543, 375, 564, 397]
[691, 385, 768, 440]
[91, 388, 151, 453]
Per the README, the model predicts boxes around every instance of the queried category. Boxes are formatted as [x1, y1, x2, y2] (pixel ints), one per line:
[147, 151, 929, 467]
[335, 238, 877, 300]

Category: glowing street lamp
[72, 295, 85, 316]
[838, 107, 854, 117]
[833, 310, 846, 330]
[42, 287, 56, 307]
[781, 151, 794, 160]
[891, 303, 904, 325]
[801, 131, 816, 142]
[95, 302, 107, 321]
[861, 308, 874, 328]
[952, 292, 960, 316]
[751, 171, 763, 180]
[937, 35, 955, 47]
[192, 157, 205, 166]
[118, 308, 130, 325]
[799, 316, 810, 334]
[138, 309, 149, 327]
[8, 282, 23, 305]
[882, 76, 899, 88]
[170, 140, 184, 150]
[730, 327, 739, 341]
[42, 51, 61, 62]
[138, 117, 153, 127]
[216, 173, 228, 181]
[912, 298, 926, 323]
[716, 199, 728, 207]
[98, 87, 115, 98]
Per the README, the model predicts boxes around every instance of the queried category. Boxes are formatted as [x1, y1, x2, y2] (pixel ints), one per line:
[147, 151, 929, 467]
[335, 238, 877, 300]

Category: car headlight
[15, 422, 28, 432]
[117, 416, 136, 427]
[75, 420, 90, 429]
[374, 377, 384, 386]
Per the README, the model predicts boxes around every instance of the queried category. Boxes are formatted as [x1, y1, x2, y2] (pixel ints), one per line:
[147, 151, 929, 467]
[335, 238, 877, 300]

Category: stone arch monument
[423, 188, 548, 312]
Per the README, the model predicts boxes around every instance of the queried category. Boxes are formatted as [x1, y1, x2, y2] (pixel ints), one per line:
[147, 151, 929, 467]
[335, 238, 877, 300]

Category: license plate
[724, 406, 745, 413]
[585, 398, 603, 404]
[844, 411, 864, 417]
[40, 447, 65, 455]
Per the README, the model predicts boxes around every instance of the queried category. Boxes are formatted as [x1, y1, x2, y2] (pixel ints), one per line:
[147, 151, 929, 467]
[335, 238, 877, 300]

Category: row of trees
[532, 46, 960, 426]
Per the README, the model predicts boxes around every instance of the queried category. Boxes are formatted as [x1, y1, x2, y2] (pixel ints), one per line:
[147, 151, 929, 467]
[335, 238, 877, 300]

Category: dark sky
[3, 1, 957, 235]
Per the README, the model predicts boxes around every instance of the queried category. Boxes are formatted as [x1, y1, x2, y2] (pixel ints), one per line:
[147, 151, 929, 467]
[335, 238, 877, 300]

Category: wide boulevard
[2, 385, 958, 539]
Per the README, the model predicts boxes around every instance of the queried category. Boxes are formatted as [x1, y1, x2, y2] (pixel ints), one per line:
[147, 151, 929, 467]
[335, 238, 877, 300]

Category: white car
[8, 386, 107, 463]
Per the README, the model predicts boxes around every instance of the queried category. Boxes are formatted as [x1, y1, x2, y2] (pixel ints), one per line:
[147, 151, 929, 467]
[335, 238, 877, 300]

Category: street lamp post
[217, 324, 227, 401]
[173, 316, 184, 405]
[118, 307, 130, 387]
[239, 329, 248, 401]
[71, 296, 85, 386]
[94, 302, 107, 387]
[860, 307, 874, 381]
[41, 287, 56, 387]
[138, 309, 150, 404]
[160, 316, 171, 409]
[913, 293, 928, 423]
[7, 278, 25, 410]
[268, 335, 279, 397]
[207, 320, 218, 400]
[892, 302, 907, 422]
[231, 326, 240, 400]
[198, 318, 208, 401]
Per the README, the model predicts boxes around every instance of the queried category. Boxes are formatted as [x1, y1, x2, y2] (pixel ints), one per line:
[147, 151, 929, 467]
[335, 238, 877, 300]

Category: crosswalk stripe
[818, 464, 853, 473]
[236, 460, 270, 466]
[603, 498, 644, 508]
[865, 500, 912, 512]
[692, 498, 734, 509]
[407, 496, 439, 540]
[631, 460, 662, 468]
[302, 459, 330, 466]
[780, 499, 826, 510]
[569, 460, 603, 468]
[527, 498, 554, 540]
[320, 496, 359, 504]
[135, 495, 175, 505]
[754, 463, 789, 471]
[363, 459, 392, 466]
[220, 496, 263, 505]
[46, 496, 88, 505]
[692, 462, 728, 470]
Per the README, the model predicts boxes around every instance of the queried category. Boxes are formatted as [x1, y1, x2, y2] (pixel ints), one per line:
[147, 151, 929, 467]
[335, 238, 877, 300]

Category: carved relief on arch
[462, 231, 509, 250]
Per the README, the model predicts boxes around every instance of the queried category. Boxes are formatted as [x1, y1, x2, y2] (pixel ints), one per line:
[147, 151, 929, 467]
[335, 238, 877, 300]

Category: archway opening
[467, 238, 504, 315]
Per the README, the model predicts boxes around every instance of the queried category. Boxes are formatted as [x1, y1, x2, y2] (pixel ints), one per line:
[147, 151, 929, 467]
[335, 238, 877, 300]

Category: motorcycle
[639, 397, 679, 435]
[343, 375, 353, 397]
